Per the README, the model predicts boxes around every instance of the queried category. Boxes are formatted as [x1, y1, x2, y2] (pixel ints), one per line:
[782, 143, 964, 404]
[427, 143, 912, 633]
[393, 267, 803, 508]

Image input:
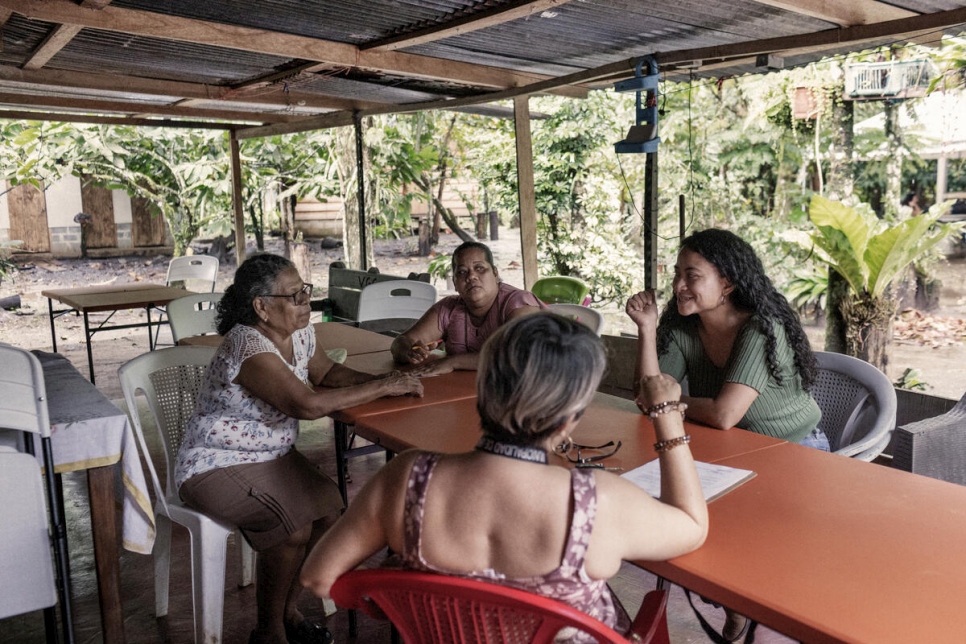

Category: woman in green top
[626, 228, 827, 642]
[626, 228, 826, 448]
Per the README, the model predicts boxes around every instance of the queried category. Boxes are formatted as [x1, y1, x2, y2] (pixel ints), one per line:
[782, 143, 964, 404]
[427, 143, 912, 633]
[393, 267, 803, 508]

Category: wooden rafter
[362, 0, 572, 52]
[238, 5, 966, 140]
[0, 91, 301, 123]
[22, 0, 112, 70]
[0, 0, 581, 95]
[0, 108, 241, 129]
[750, 0, 915, 27]
[0, 64, 385, 114]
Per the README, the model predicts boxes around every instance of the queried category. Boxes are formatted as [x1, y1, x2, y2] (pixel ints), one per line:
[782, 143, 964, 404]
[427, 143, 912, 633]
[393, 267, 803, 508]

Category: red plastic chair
[330, 569, 670, 644]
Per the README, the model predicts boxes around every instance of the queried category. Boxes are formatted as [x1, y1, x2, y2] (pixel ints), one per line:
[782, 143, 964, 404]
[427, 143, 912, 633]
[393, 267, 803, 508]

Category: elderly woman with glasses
[301, 313, 708, 640]
[175, 253, 423, 644]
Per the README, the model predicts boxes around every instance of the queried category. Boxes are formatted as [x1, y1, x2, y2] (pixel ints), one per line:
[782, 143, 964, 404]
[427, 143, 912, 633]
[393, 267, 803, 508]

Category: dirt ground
[2, 231, 965, 403]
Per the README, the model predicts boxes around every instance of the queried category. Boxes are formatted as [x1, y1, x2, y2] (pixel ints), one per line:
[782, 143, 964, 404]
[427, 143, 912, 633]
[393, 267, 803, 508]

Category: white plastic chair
[812, 351, 898, 461]
[154, 255, 220, 347]
[547, 303, 604, 336]
[356, 280, 437, 322]
[118, 346, 255, 644]
[167, 292, 224, 344]
[0, 343, 72, 643]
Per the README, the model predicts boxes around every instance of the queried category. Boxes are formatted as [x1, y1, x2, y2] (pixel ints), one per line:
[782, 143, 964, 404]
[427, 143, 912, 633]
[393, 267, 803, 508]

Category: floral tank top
[400, 451, 621, 642]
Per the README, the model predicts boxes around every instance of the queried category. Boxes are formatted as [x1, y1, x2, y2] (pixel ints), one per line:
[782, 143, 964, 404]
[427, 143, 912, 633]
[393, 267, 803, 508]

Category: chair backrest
[118, 346, 217, 506]
[0, 343, 51, 438]
[165, 255, 219, 292]
[531, 276, 590, 305]
[167, 292, 224, 343]
[893, 391, 966, 485]
[327, 261, 432, 321]
[0, 451, 58, 620]
[812, 351, 897, 460]
[357, 280, 437, 322]
[330, 569, 667, 644]
[547, 303, 604, 336]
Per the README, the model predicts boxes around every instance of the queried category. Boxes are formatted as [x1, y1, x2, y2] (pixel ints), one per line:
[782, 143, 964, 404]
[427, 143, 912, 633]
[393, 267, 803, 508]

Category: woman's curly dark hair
[216, 253, 294, 335]
[656, 229, 817, 389]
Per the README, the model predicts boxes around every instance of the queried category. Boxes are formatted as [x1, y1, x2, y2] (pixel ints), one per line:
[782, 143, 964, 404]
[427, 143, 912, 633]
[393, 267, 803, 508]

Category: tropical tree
[805, 195, 961, 368]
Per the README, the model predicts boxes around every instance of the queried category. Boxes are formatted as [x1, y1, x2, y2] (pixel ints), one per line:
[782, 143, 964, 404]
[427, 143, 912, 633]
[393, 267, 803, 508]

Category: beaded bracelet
[640, 400, 688, 419]
[653, 434, 691, 453]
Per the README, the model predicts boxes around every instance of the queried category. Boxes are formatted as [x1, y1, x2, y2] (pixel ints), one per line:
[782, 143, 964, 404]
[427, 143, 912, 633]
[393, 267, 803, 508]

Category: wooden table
[643, 442, 966, 644]
[42, 283, 193, 383]
[179, 321, 395, 355]
[35, 351, 154, 644]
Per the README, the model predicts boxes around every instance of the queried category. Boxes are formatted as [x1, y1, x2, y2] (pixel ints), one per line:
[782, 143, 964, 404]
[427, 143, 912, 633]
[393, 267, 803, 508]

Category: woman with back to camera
[302, 313, 708, 640]
[626, 228, 825, 640]
[390, 240, 544, 375]
[174, 253, 423, 644]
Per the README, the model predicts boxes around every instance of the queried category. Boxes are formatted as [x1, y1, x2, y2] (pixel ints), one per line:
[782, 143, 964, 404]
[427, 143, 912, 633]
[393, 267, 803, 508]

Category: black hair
[656, 229, 817, 389]
[216, 253, 294, 335]
[452, 241, 496, 274]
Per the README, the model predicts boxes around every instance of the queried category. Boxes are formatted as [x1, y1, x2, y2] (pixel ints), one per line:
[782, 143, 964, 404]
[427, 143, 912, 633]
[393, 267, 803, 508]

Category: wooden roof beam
[238, 5, 966, 140]
[22, 0, 113, 70]
[751, 0, 916, 27]
[0, 0, 585, 97]
[362, 0, 573, 51]
[0, 108, 241, 129]
[0, 64, 387, 113]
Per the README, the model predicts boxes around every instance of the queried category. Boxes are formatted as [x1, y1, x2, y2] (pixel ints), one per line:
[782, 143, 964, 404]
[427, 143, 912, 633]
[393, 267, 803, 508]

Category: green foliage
[894, 367, 929, 391]
[427, 253, 452, 282]
[785, 265, 828, 316]
[0, 239, 21, 284]
[807, 195, 960, 298]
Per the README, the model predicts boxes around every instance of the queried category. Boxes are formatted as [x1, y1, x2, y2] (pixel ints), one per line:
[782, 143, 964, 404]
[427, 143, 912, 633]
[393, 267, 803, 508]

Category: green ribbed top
[659, 317, 820, 443]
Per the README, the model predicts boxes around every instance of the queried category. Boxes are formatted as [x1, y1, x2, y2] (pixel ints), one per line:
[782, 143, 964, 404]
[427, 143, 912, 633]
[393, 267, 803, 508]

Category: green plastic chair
[531, 276, 591, 305]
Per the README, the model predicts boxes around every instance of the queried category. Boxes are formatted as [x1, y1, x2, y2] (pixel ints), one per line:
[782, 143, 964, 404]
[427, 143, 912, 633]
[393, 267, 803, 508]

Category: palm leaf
[865, 210, 949, 297]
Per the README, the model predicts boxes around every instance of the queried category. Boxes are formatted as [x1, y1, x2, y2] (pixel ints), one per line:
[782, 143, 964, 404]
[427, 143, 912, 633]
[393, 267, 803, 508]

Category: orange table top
[352, 393, 783, 468]
[42, 282, 193, 312]
[331, 370, 479, 425]
[179, 321, 394, 355]
[644, 442, 966, 643]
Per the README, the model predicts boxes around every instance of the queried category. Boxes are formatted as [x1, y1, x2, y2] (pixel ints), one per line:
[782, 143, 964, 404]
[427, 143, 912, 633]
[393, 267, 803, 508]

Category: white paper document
[622, 460, 756, 502]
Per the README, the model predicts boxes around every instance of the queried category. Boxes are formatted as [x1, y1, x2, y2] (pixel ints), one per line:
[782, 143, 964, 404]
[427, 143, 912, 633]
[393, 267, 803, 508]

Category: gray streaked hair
[216, 253, 294, 335]
[476, 312, 606, 444]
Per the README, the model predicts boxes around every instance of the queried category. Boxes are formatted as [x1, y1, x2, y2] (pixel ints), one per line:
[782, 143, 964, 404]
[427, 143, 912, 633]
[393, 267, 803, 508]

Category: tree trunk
[842, 292, 895, 372]
[825, 84, 855, 203]
[883, 101, 903, 220]
[290, 241, 312, 285]
[335, 124, 373, 269]
[824, 269, 849, 354]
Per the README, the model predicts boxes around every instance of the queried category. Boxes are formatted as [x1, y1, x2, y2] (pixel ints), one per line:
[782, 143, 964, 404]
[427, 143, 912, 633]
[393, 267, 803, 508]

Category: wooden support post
[514, 95, 538, 290]
[418, 219, 431, 256]
[643, 149, 659, 290]
[229, 131, 246, 266]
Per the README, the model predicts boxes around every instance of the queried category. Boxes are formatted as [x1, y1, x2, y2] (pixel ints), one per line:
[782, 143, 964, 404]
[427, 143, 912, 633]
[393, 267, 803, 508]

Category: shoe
[285, 620, 333, 644]
[722, 609, 750, 643]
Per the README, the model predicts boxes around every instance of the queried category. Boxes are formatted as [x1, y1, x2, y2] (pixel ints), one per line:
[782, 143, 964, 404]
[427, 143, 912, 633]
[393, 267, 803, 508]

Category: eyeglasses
[262, 283, 313, 306]
[554, 439, 622, 465]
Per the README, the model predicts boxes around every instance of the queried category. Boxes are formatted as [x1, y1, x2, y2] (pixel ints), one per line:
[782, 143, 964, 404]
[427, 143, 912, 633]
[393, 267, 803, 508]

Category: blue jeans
[799, 427, 830, 452]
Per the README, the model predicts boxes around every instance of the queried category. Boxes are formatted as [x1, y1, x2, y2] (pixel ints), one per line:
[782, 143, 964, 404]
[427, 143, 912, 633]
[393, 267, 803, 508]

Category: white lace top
[174, 323, 316, 489]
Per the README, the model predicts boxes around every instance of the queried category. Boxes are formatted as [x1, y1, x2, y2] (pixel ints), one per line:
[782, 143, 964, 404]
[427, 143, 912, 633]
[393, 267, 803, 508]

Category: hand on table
[382, 373, 424, 397]
[405, 340, 442, 364]
[408, 356, 456, 378]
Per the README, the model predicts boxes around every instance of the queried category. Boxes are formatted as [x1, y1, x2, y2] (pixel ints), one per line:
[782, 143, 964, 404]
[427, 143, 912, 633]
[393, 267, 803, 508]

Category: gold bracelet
[653, 434, 691, 453]
[640, 400, 688, 419]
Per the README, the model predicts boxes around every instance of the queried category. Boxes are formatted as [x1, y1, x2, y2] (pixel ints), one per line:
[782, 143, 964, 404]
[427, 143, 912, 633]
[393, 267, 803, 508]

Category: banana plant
[807, 194, 961, 366]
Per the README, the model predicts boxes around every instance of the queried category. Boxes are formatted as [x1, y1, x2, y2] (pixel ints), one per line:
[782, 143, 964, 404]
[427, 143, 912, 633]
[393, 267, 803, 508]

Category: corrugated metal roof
[0, 0, 963, 132]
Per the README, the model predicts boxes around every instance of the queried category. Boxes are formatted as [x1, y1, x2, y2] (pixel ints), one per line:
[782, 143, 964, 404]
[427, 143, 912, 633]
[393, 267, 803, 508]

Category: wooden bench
[324, 261, 431, 324]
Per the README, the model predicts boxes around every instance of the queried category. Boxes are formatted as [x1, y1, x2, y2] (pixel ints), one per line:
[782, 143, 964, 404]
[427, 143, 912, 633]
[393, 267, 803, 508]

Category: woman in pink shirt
[390, 241, 544, 375]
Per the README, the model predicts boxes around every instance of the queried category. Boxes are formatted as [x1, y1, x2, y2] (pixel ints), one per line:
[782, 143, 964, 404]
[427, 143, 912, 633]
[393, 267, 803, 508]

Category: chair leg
[190, 521, 229, 644]
[154, 514, 173, 617]
[239, 535, 256, 588]
[42, 606, 59, 644]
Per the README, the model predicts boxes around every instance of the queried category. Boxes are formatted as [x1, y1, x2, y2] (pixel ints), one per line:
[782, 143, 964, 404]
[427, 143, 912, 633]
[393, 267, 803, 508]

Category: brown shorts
[178, 449, 343, 551]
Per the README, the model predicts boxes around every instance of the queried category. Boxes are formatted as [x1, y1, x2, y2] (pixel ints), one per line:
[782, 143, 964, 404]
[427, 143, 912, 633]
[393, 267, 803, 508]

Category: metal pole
[643, 149, 659, 290]
[354, 113, 368, 270]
